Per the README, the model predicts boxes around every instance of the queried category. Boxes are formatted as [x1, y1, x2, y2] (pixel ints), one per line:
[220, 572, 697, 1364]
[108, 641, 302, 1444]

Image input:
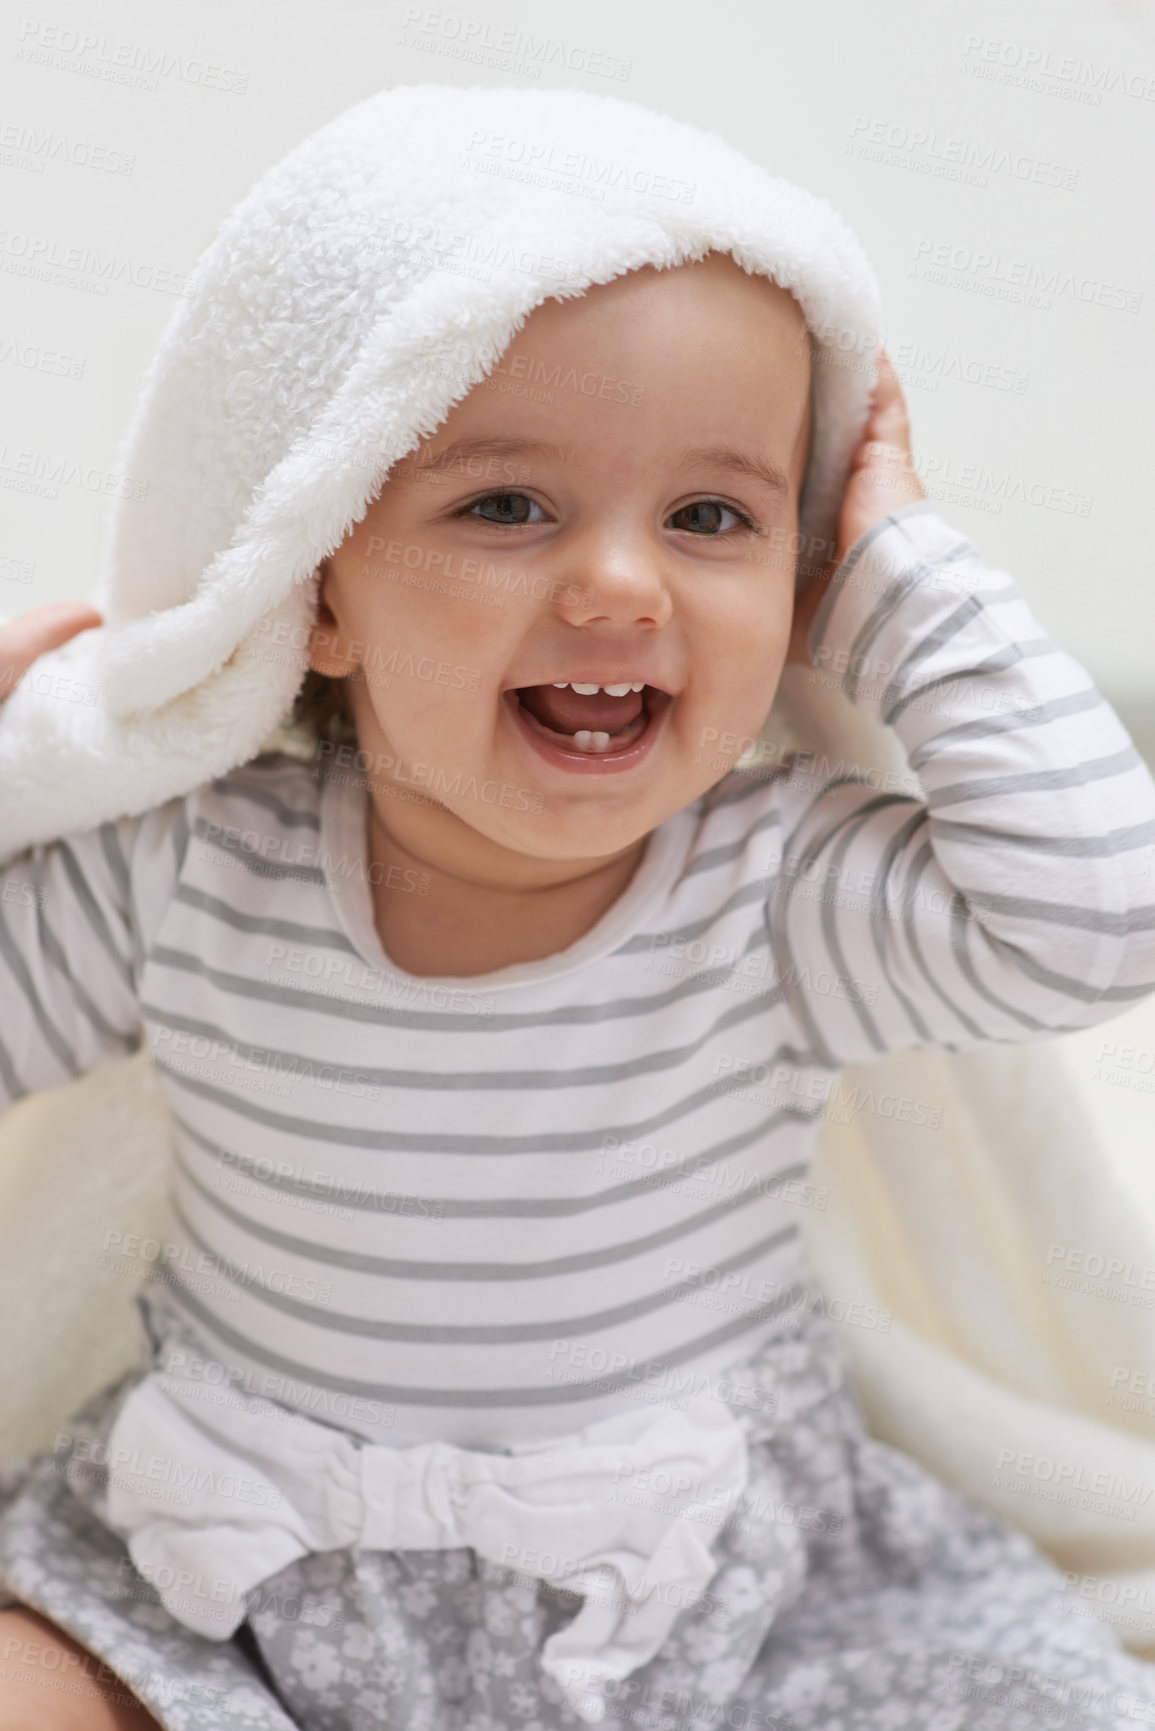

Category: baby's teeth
[571, 730, 611, 753]
[548, 679, 646, 698]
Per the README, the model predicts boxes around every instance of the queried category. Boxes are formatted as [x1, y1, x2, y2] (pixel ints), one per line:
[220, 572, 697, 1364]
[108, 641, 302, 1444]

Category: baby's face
[311, 251, 811, 863]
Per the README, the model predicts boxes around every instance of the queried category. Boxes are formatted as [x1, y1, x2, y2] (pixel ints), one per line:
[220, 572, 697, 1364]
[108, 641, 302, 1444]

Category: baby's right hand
[0, 602, 103, 704]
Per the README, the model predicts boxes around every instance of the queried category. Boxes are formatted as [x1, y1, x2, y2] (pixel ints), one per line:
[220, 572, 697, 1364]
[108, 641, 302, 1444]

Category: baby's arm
[768, 373, 1155, 1068]
[0, 605, 147, 1104]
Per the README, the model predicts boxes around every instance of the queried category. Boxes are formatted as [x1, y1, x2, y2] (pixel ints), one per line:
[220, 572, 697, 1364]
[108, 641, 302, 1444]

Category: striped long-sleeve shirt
[2, 500, 1154, 1449]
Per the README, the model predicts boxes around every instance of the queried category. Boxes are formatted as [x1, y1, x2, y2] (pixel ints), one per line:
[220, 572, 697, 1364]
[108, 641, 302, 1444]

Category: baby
[1, 100, 1155, 1731]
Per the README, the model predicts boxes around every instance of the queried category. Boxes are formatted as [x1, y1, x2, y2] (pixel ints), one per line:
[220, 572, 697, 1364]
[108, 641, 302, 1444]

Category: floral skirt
[1, 1284, 1154, 1731]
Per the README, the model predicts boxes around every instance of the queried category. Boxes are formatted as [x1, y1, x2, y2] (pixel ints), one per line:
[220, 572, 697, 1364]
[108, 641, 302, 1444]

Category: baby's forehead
[496, 256, 811, 386]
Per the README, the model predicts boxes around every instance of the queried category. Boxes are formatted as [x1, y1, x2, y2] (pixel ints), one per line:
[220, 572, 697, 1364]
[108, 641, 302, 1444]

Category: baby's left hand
[786, 348, 925, 665]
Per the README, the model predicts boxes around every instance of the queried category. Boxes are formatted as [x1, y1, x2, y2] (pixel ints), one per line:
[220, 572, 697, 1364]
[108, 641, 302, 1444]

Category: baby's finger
[0, 601, 102, 703]
[866, 347, 913, 454]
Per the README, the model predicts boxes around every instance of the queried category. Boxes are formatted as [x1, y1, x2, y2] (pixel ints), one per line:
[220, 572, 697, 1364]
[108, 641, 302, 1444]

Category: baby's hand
[0, 602, 103, 704]
[786, 348, 925, 664]
[833, 346, 925, 561]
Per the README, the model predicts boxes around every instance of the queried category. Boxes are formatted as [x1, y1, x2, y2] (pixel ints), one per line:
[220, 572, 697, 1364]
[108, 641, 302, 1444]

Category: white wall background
[3, 0, 1154, 1172]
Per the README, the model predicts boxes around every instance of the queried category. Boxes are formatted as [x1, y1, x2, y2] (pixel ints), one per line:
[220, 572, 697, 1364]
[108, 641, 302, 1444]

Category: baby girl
[0, 82, 1153, 1731]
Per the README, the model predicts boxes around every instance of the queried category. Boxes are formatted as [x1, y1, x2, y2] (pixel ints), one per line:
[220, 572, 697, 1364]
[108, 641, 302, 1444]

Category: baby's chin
[459, 770, 712, 865]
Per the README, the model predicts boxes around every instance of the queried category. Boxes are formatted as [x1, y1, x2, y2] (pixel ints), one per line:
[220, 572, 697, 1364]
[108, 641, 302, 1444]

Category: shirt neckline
[319, 765, 700, 993]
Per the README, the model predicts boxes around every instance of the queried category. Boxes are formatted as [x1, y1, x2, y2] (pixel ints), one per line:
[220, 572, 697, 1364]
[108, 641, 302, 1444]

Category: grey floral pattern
[1, 1289, 1153, 1730]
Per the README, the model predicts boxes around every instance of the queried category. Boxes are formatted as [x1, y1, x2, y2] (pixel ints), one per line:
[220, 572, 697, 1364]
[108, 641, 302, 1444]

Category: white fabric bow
[103, 1370, 750, 1723]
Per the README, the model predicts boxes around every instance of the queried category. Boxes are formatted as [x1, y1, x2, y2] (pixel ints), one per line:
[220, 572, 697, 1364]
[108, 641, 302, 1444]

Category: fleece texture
[2, 80, 1155, 1654]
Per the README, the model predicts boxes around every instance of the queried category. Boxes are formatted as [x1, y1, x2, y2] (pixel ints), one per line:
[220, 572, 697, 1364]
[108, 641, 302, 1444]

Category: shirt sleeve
[0, 795, 189, 1107]
[765, 499, 1155, 1069]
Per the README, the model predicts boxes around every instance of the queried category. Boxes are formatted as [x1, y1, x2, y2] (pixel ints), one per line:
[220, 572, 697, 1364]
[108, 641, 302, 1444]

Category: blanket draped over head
[2, 81, 1154, 1649]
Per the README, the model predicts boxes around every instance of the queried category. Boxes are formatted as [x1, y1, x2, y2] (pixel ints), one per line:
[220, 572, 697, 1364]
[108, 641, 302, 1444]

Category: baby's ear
[305, 559, 359, 678]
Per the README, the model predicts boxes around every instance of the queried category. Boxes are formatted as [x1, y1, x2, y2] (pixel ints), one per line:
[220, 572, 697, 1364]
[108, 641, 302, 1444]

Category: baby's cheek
[352, 661, 485, 763]
[674, 682, 763, 774]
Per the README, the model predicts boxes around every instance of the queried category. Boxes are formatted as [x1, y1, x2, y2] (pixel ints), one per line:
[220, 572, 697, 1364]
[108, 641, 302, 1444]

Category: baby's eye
[666, 499, 756, 535]
[462, 491, 548, 527]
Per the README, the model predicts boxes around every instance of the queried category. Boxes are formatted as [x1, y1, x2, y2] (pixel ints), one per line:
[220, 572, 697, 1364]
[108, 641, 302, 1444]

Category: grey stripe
[99, 821, 140, 979]
[153, 1049, 817, 1156]
[880, 583, 1025, 706]
[866, 806, 939, 1046]
[907, 687, 1106, 770]
[808, 500, 949, 662]
[926, 746, 1142, 813]
[210, 777, 322, 831]
[55, 840, 134, 993]
[884, 643, 1023, 728]
[966, 917, 1155, 1005]
[817, 800, 894, 1056]
[98, 821, 131, 907]
[142, 981, 783, 1093]
[154, 1270, 810, 1408]
[0, 899, 83, 1082]
[949, 889, 1045, 1034]
[807, 519, 893, 664]
[842, 565, 929, 706]
[169, 1083, 816, 1217]
[175, 882, 364, 955]
[172, 1193, 799, 1338]
[682, 806, 782, 880]
[616, 878, 770, 954]
[629, 928, 777, 996]
[930, 814, 1155, 859]
[37, 903, 139, 1052]
[900, 839, 987, 1042]
[190, 818, 326, 887]
[873, 590, 984, 703]
[964, 889, 1155, 937]
[882, 640, 1054, 729]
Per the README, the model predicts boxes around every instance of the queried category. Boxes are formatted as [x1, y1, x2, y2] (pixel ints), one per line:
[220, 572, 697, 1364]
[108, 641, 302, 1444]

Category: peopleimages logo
[464, 129, 696, 204]
[399, 8, 632, 82]
[909, 238, 1141, 313]
[15, 20, 249, 93]
[847, 116, 1079, 190]
[0, 226, 190, 296]
[958, 34, 1155, 104]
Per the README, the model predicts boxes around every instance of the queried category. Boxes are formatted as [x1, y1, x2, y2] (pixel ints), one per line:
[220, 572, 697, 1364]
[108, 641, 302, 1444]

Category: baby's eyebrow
[412, 436, 552, 473]
[678, 444, 790, 498]
[408, 435, 789, 496]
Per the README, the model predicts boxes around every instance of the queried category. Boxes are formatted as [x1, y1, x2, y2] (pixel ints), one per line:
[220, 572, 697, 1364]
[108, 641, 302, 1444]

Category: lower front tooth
[571, 730, 611, 753]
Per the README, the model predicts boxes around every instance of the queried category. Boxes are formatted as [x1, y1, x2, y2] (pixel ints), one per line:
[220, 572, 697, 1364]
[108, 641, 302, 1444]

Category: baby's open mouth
[512, 680, 668, 756]
[502, 678, 671, 768]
